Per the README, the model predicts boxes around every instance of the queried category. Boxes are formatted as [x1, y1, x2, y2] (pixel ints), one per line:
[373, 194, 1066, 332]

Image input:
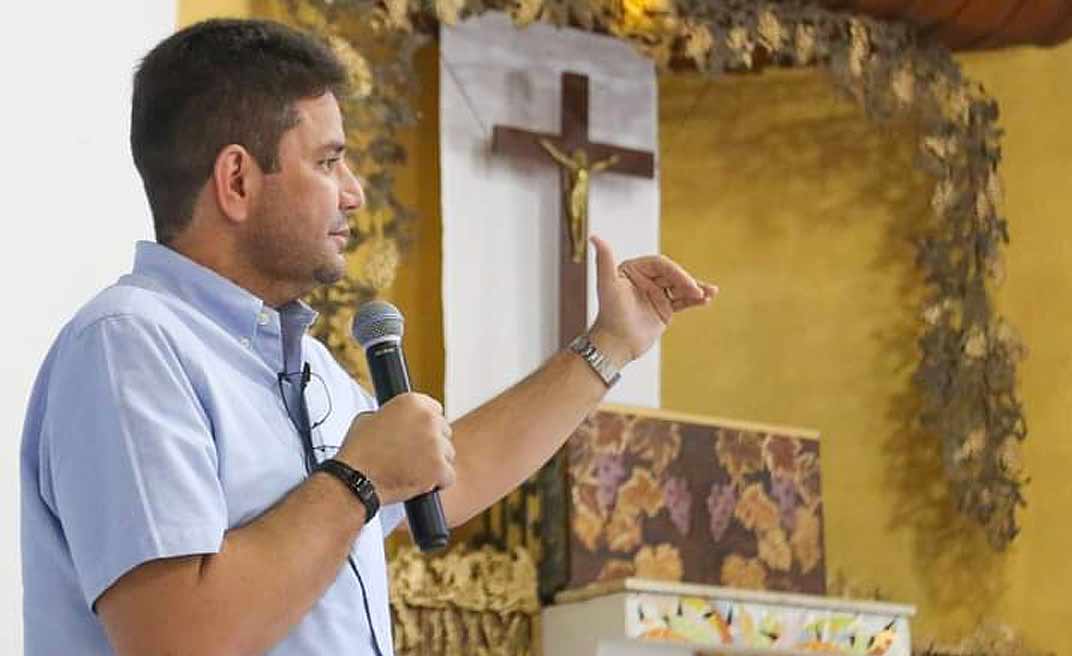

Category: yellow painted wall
[179, 0, 250, 24]
[660, 47, 1072, 649]
[377, 45, 446, 399]
[957, 44, 1072, 649]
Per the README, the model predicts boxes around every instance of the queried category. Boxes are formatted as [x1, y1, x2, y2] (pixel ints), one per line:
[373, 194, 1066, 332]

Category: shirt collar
[126, 241, 319, 370]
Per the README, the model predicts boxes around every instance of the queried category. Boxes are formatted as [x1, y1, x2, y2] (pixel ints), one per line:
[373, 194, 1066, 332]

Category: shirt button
[257, 311, 270, 326]
[239, 337, 252, 349]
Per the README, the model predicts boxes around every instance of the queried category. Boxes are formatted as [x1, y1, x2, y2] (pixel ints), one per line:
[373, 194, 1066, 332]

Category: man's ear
[211, 144, 263, 225]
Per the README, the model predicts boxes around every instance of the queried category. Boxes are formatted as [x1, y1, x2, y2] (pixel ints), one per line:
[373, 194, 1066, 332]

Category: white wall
[0, 2, 175, 651]
[440, 14, 661, 419]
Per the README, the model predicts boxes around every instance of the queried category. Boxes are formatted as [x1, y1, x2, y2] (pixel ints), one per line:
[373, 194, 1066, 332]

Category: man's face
[242, 92, 363, 296]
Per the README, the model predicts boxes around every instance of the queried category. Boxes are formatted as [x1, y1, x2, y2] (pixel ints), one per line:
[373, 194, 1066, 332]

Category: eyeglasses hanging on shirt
[277, 363, 335, 473]
[276, 364, 377, 607]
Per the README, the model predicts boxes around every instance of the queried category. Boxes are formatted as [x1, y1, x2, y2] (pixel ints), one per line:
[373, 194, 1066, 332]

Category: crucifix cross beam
[492, 71, 656, 348]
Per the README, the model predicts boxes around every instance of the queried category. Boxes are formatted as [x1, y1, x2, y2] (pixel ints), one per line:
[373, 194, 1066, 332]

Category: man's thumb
[590, 234, 618, 286]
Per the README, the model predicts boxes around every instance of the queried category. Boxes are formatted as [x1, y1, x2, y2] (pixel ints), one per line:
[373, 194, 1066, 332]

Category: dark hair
[131, 18, 347, 243]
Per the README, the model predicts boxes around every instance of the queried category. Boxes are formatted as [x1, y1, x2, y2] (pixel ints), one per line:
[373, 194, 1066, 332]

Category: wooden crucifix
[492, 72, 655, 347]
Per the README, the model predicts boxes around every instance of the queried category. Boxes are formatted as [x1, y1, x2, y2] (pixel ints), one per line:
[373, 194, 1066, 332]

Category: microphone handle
[365, 340, 450, 552]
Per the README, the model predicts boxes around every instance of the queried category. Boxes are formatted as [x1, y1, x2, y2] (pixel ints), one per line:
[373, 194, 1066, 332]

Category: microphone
[352, 300, 450, 552]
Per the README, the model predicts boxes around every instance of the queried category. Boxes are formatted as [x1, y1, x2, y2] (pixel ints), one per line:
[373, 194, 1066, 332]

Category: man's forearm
[442, 342, 616, 528]
[100, 471, 367, 656]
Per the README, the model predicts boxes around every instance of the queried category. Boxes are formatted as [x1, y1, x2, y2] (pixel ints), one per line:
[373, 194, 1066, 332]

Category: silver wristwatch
[568, 334, 622, 388]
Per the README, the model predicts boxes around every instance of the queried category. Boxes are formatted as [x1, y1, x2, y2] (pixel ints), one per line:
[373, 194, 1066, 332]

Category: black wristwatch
[316, 459, 380, 522]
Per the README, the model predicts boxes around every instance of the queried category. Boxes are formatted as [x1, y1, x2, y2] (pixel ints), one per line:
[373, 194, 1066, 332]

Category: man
[20, 18, 716, 656]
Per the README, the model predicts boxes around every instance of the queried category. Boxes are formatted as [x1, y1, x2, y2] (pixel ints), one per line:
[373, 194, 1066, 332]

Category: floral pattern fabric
[567, 409, 825, 594]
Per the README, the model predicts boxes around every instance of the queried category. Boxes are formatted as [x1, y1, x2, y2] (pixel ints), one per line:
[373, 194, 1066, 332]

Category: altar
[385, 399, 926, 656]
[525, 405, 916, 656]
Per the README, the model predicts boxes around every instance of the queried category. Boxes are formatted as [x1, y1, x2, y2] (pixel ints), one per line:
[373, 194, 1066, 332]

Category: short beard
[243, 191, 345, 291]
[313, 264, 344, 285]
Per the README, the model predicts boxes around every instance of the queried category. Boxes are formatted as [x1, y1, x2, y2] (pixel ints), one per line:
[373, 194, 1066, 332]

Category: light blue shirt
[21, 241, 405, 655]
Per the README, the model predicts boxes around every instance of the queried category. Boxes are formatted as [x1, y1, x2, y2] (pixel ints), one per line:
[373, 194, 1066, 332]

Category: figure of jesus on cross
[538, 139, 620, 264]
[493, 71, 656, 347]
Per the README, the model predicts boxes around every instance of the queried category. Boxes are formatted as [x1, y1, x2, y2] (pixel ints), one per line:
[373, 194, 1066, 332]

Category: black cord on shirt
[279, 364, 385, 656]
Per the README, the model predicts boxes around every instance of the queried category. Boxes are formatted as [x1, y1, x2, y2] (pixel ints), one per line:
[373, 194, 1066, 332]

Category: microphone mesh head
[353, 300, 404, 347]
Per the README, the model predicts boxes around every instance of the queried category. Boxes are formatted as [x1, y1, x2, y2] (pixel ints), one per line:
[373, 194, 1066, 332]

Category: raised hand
[588, 234, 718, 366]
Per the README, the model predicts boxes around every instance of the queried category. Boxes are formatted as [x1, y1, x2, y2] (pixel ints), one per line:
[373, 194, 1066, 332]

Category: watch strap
[568, 333, 622, 388]
[316, 458, 381, 522]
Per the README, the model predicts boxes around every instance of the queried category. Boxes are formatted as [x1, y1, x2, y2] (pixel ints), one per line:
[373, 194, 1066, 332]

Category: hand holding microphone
[338, 396, 455, 506]
[337, 301, 452, 551]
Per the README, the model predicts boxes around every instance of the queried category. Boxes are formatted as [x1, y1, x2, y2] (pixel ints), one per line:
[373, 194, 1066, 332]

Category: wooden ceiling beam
[930, 0, 1028, 50]
[822, 0, 1072, 50]
[897, 0, 974, 31]
[972, 0, 1067, 49]
[1041, 3, 1072, 45]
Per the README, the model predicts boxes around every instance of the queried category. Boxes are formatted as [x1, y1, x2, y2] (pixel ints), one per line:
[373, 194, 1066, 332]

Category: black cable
[280, 363, 384, 656]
